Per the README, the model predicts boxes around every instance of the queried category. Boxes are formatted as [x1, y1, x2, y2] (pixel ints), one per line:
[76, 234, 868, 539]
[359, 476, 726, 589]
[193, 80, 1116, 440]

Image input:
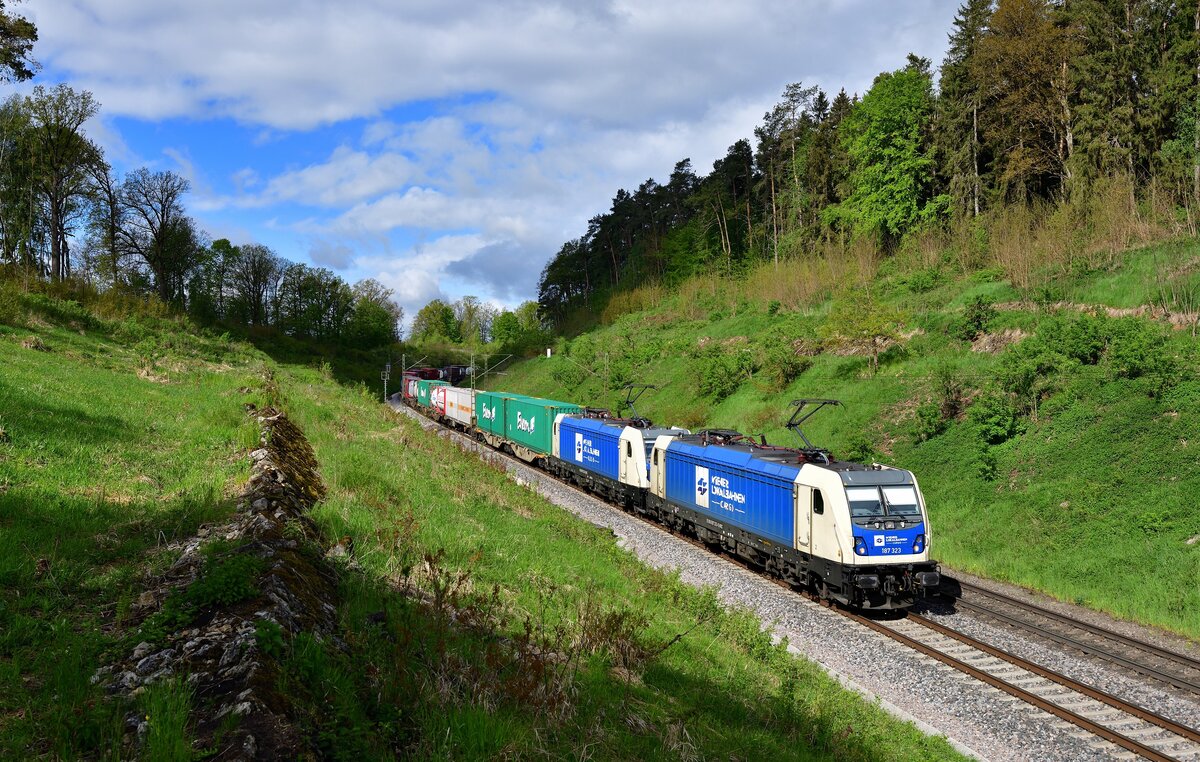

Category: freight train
[398, 376, 939, 610]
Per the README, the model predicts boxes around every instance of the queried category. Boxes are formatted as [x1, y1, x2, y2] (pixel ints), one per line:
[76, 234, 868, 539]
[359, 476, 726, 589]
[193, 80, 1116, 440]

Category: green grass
[487, 238, 1200, 638]
[0, 285, 966, 759]
[0, 301, 263, 758]
[279, 361, 963, 760]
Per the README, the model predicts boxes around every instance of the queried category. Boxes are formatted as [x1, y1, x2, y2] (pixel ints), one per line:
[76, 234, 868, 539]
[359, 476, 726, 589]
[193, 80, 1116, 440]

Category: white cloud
[29, 0, 958, 310]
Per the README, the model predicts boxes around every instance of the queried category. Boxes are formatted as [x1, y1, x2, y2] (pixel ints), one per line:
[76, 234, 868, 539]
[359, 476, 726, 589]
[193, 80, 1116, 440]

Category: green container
[474, 391, 528, 437]
[503, 395, 581, 456]
[416, 379, 449, 408]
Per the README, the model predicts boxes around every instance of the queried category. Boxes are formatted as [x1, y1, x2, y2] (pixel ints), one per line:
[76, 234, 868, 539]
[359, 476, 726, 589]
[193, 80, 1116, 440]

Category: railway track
[943, 578, 1200, 697]
[852, 611, 1200, 761]
[395, 401, 1200, 760]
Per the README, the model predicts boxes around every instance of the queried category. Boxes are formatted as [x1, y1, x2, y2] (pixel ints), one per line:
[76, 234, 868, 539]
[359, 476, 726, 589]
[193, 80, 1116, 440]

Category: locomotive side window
[626, 442, 632, 457]
[813, 490, 824, 515]
[653, 451, 659, 465]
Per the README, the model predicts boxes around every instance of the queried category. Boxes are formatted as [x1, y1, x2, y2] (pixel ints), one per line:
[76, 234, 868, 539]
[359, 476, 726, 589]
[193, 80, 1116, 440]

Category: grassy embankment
[0, 284, 963, 759]
[484, 238, 1200, 639]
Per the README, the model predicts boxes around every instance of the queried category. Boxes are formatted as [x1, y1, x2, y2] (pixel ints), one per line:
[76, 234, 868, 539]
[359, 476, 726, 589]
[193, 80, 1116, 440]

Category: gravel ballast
[391, 401, 1193, 761]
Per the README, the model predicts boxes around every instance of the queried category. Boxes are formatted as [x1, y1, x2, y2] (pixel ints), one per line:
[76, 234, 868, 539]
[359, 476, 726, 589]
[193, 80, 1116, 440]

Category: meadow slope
[0, 287, 963, 759]
[483, 239, 1200, 638]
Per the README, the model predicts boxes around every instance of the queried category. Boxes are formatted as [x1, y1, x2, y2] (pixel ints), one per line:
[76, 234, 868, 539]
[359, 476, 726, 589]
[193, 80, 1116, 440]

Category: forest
[536, 0, 1200, 330]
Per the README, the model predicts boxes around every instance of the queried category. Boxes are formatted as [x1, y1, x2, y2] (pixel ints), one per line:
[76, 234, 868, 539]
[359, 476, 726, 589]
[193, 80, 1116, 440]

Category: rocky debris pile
[96, 407, 336, 760]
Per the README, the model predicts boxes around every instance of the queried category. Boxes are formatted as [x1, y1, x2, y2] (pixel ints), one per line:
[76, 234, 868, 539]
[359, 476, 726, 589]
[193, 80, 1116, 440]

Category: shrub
[841, 431, 877, 463]
[756, 329, 813, 391]
[1105, 317, 1176, 383]
[695, 345, 756, 403]
[914, 401, 945, 442]
[953, 295, 996, 341]
[968, 391, 1019, 446]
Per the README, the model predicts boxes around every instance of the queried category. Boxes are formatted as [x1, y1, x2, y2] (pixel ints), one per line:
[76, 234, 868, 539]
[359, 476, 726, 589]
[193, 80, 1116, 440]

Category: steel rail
[850, 611, 1187, 762]
[908, 612, 1200, 745]
[946, 579, 1200, 695]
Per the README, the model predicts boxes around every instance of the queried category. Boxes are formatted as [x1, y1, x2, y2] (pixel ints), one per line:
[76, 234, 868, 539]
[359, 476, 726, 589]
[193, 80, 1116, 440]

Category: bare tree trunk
[769, 171, 778, 266]
[1060, 58, 1074, 187]
[49, 195, 62, 281]
[972, 101, 980, 217]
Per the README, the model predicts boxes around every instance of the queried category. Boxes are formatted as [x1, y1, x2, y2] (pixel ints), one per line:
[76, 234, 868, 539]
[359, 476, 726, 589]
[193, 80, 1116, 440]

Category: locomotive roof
[667, 438, 914, 485]
[562, 414, 681, 441]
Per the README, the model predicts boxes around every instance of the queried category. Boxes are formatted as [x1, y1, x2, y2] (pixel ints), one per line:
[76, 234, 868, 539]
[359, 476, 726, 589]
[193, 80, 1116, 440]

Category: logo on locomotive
[694, 466, 709, 509]
[574, 432, 583, 462]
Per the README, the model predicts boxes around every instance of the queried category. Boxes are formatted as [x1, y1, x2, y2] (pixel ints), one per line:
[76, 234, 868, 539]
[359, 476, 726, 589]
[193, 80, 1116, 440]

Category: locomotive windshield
[846, 485, 922, 523]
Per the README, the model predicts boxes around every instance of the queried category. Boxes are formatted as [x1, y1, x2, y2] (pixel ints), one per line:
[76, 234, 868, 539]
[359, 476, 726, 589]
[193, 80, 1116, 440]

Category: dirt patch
[971, 328, 1029, 354]
[20, 336, 49, 351]
[994, 300, 1200, 330]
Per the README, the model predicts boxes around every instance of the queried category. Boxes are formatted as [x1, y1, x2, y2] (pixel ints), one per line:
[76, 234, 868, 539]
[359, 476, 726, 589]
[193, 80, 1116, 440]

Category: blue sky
[21, 0, 957, 324]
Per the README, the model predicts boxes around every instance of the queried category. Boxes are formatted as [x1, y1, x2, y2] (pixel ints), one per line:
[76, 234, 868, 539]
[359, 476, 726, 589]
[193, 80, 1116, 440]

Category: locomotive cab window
[626, 442, 632, 457]
[812, 490, 824, 515]
[653, 451, 659, 465]
[847, 485, 922, 524]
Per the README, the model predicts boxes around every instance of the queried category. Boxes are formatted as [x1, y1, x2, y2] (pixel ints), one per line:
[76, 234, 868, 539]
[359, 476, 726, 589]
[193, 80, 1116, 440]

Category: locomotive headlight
[854, 536, 867, 556]
[912, 534, 926, 554]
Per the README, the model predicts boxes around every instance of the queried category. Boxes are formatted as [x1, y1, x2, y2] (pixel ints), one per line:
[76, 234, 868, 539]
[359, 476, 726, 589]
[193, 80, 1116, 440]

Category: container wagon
[474, 392, 580, 463]
[415, 379, 449, 410]
[441, 386, 475, 430]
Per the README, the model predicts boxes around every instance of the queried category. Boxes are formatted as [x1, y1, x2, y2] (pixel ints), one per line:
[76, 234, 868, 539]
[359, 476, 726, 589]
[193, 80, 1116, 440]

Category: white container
[442, 386, 475, 427]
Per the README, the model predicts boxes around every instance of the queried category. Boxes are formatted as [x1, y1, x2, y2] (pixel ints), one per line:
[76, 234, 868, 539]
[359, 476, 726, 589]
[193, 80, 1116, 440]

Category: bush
[953, 295, 996, 341]
[914, 401, 945, 442]
[968, 391, 1019, 446]
[841, 431, 877, 463]
[756, 329, 813, 391]
[1105, 317, 1176, 384]
[695, 345, 756, 403]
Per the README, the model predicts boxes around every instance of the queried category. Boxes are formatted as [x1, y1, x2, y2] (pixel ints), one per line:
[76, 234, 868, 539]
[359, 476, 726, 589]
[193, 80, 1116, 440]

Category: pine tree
[973, 0, 1075, 199]
[937, 0, 994, 217]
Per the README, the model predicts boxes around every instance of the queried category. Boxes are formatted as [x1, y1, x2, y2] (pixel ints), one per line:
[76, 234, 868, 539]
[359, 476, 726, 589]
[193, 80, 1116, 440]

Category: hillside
[482, 238, 1200, 638]
[0, 286, 963, 759]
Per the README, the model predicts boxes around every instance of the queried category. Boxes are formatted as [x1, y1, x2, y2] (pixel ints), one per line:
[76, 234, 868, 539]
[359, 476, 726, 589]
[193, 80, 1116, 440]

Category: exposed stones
[99, 405, 336, 760]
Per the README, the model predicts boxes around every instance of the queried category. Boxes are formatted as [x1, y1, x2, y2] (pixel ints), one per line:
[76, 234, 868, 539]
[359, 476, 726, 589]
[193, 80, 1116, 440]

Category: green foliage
[829, 62, 945, 241]
[842, 431, 878, 463]
[969, 391, 1020, 446]
[953, 295, 996, 341]
[138, 678, 194, 762]
[1104, 317, 1177, 385]
[141, 550, 264, 643]
[694, 343, 756, 402]
[343, 299, 397, 350]
[822, 290, 904, 374]
[0, 279, 22, 325]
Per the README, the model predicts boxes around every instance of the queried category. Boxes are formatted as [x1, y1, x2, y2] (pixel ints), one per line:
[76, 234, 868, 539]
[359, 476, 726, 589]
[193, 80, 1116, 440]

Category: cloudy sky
[23, 1, 957, 321]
